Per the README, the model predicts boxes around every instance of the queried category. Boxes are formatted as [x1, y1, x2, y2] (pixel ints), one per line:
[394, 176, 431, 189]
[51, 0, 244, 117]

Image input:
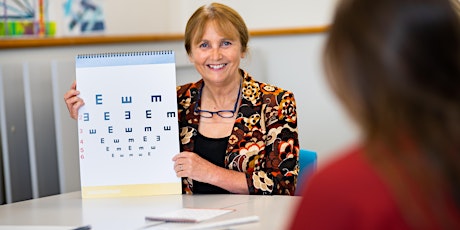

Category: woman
[289, 0, 460, 229]
[64, 3, 299, 195]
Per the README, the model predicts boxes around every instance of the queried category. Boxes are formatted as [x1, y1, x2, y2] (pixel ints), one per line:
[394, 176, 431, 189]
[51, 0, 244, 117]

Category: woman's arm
[247, 90, 299, 195]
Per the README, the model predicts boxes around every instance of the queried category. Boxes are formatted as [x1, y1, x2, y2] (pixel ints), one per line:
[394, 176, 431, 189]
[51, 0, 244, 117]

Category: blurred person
[289, 0, 460, 229]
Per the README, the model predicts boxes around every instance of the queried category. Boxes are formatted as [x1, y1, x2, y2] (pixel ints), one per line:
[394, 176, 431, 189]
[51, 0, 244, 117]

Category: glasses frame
[194, 79, 242, 118]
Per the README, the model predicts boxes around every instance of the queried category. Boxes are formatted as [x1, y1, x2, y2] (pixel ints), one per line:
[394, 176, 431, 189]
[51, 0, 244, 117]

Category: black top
[192, 132, 231, 194]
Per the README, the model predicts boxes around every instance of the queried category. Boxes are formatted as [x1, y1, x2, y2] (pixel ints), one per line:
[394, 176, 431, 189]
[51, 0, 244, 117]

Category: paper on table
[0, 226, 87, 230]
[145, 208, 234, 223]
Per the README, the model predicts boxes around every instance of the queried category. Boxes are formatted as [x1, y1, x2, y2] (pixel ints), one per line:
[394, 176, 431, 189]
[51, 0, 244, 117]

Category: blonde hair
[184, 2, 249, 55]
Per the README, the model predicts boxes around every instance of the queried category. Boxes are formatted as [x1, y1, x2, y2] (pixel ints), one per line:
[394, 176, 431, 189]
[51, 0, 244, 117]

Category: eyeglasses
[194, 80, 242, 118]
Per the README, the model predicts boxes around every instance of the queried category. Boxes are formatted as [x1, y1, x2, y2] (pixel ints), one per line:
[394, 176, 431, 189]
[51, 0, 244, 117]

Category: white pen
[182, 216, 259, 230]
[72, 225, 92, 230]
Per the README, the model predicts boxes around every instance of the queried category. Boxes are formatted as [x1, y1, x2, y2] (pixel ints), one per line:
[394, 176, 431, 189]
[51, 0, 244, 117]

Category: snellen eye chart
[75, 51, 181, 198]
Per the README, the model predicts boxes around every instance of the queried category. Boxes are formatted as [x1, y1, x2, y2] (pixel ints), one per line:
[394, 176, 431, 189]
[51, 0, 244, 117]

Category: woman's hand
[172, 151, 215, 183]
[63, 81, 85, 120]
[173, 151, 249, 194]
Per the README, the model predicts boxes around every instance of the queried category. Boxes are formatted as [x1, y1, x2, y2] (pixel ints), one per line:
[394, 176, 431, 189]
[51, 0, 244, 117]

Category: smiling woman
[64, 2, 300, 196]
[175, 3, 299, 195]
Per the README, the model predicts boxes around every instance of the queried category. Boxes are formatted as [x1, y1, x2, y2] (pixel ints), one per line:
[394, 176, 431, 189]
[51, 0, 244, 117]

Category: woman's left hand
[172, 151, 215, 182]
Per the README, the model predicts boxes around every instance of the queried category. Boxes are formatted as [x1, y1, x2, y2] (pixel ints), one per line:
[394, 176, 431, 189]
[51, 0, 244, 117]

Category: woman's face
[188, 22, 245, 86]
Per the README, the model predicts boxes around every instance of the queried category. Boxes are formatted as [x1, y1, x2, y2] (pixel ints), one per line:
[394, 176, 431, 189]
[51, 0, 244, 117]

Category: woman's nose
[211, 48, 222, 60]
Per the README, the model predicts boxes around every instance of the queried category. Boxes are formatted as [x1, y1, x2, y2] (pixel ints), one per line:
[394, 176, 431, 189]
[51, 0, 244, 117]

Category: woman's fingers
[64, 91, 84, 120]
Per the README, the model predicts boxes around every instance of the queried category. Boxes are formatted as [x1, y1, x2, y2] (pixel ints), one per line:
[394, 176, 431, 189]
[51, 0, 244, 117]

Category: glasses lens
[199, 111, 213, 118]
[217, 111, 234, 118]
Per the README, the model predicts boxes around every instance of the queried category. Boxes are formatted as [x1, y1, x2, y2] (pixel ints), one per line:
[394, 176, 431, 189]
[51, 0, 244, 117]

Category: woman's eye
[222, 41, 232, 47]
[199, 43, 209, 48]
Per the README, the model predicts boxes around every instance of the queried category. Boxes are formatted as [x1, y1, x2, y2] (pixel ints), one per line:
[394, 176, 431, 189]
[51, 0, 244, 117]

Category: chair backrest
[295, 149, 317, 195]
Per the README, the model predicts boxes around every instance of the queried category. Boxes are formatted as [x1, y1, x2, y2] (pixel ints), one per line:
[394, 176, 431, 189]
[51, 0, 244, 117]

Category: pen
[72, 225, 92, 230]
[183, 216, 259, 230]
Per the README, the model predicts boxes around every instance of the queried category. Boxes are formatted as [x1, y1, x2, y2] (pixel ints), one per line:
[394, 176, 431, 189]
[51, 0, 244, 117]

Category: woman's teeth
[208, 64, 226, 69]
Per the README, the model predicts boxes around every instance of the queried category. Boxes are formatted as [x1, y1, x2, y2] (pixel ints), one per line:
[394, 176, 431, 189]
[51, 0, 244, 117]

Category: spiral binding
[76, 50, 173, 59]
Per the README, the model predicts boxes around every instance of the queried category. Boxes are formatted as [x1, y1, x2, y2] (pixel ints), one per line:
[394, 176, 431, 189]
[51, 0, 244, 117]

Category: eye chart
[75, 51, 181, 198]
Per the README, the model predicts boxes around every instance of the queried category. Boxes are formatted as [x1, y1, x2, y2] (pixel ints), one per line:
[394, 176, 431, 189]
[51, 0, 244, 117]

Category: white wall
[50, 0, 338, 36]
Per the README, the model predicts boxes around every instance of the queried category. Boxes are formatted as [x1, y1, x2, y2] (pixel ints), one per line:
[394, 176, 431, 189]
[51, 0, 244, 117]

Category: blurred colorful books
[1, 0, 105, 38]
[0, 21, 56, 36]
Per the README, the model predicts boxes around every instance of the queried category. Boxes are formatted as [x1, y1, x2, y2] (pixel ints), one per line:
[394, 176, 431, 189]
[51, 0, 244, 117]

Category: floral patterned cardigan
[176, 69, 299, 195]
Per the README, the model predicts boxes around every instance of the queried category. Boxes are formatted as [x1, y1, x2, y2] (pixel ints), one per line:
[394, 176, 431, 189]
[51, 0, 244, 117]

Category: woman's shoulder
[293, 145, 410, 230]
[304, 145, 398, 209]
[241, 70, 295, 103]
[176, 80, 203, 98]
[308, 145, 380, 190]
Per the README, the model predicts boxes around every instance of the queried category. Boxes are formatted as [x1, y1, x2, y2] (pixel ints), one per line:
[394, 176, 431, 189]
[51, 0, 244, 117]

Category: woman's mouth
[208, 63, 227, 70]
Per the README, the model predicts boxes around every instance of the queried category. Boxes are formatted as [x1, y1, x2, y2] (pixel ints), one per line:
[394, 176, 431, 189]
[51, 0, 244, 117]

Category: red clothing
[289, 146, 410, 230]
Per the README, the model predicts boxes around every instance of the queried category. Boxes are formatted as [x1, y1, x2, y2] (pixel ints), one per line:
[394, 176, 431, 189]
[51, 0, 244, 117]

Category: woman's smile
[208, 63, 227, 70]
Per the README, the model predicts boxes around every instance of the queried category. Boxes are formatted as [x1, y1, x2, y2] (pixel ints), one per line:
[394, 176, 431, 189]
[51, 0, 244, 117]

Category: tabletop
[0, 192, 301, 230]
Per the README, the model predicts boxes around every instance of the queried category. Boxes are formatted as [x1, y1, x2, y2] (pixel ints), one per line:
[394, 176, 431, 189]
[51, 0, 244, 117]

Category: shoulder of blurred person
[289, 145, 410, 230]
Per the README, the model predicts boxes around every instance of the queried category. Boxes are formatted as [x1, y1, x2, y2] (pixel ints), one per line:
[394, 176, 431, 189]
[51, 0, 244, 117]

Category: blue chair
[295, 149, 317, 195]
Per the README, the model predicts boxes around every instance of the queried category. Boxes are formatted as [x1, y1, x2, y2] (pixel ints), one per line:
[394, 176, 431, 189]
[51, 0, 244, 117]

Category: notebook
[75, 51, 181, 198]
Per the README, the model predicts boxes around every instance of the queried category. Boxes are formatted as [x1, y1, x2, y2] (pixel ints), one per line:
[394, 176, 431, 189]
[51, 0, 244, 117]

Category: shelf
[0, 26, 328, 49]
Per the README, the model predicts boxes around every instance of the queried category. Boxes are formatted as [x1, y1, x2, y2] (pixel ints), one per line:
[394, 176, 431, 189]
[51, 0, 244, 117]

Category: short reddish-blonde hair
[184, 3, 249, 55]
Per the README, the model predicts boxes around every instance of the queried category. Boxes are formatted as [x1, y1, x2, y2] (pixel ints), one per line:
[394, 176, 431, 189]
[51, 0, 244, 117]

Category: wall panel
[25, 62, 60, 197]
[0, 63, 32, 203]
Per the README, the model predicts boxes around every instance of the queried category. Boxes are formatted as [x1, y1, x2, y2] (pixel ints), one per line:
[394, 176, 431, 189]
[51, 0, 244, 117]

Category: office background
[0, 0, 359, 204]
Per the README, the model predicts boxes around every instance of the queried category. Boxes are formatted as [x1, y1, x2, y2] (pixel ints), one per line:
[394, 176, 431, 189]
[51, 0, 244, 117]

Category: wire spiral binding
[76, 50, 173, 59]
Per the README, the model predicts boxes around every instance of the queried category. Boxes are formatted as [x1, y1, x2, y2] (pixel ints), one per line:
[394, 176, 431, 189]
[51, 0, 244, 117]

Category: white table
[0, 192, 301, 230]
